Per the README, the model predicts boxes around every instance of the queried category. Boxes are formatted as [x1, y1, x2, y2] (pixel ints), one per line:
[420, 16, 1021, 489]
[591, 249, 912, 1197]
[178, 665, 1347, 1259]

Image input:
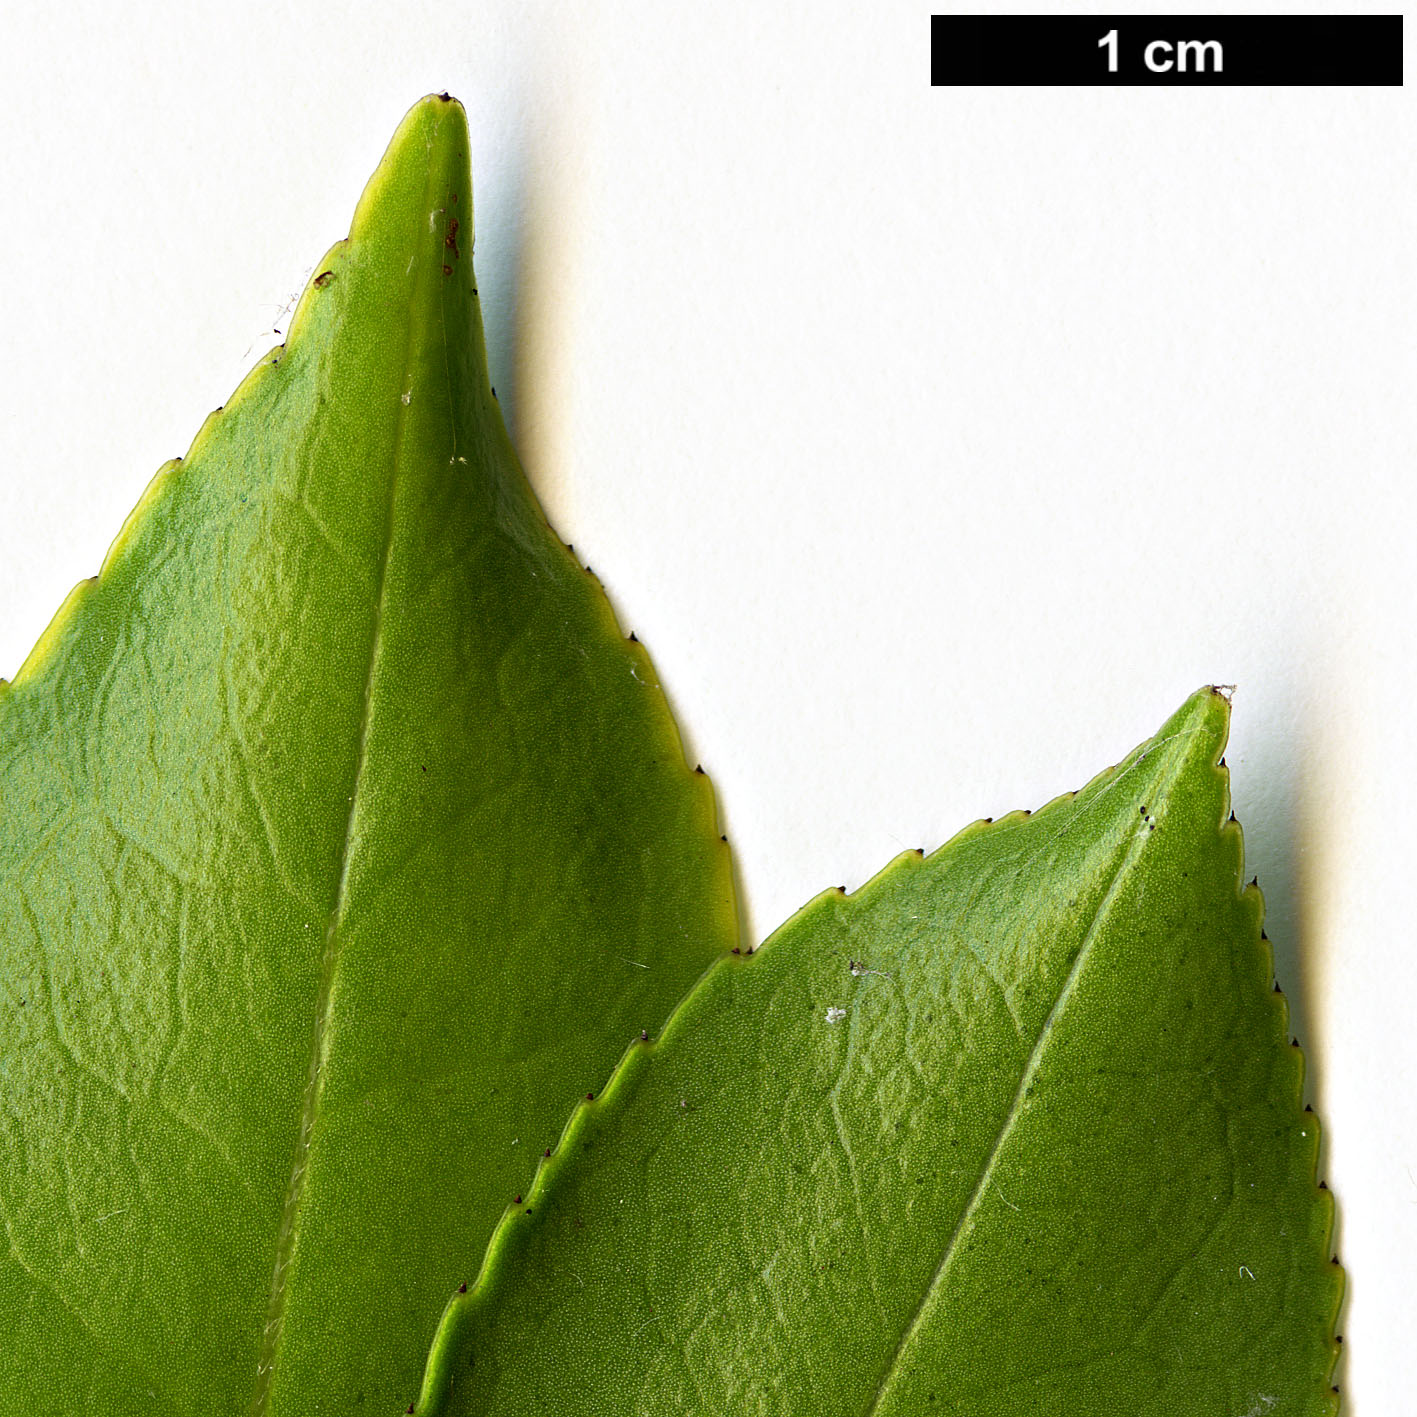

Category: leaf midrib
[251, 152, 441, 1417]
[859, 729, 1191, 1417]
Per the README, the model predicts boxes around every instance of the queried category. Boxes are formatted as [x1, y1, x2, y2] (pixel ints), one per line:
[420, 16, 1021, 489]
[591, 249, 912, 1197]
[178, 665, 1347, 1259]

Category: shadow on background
[501, 71, 582, 523]
[1239, 681, 1349, 1388]
[488, 78, 753, 954]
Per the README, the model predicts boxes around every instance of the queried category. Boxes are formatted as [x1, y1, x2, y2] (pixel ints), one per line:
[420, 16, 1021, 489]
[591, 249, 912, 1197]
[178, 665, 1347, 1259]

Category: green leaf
[0, 96, 735, 1413]
[1, 96, 1341, 1417]
[421, 687, 1340, 1416]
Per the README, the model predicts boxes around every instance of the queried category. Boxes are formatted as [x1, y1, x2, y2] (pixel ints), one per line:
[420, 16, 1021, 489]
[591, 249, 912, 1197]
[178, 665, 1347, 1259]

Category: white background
[0, 2, 1409, 1408]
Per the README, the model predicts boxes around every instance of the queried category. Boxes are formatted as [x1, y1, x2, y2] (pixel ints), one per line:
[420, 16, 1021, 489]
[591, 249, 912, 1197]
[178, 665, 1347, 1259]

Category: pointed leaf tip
[0, 92, 737, 1415]
[335, 93, 473, 294]
[428, 690, 1336, 1417]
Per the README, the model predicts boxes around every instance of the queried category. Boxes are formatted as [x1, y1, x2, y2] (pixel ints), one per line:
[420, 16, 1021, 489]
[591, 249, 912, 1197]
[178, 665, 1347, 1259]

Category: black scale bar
[932, 15, 1402, 86]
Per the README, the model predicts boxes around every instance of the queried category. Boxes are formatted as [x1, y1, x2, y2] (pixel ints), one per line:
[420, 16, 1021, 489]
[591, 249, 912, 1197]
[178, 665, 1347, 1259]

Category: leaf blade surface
[429, 688, 1339, 1417]
[0, 95, 736, 1415]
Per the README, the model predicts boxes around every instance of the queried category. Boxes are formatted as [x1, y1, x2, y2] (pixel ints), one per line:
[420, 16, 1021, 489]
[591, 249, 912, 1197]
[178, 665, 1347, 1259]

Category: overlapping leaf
[0, 96, 1340, 1417]
[0, 97, 735, 1414]
[418, 688, 1341, 1416]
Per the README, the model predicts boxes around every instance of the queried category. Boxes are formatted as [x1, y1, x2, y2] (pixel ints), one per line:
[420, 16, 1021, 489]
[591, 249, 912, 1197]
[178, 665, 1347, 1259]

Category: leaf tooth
[535, 522, 743, 949]
[412, 686, 1344, 1414]
[1202, 702, 1343, 1393]
[0, 179, 360, 700]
